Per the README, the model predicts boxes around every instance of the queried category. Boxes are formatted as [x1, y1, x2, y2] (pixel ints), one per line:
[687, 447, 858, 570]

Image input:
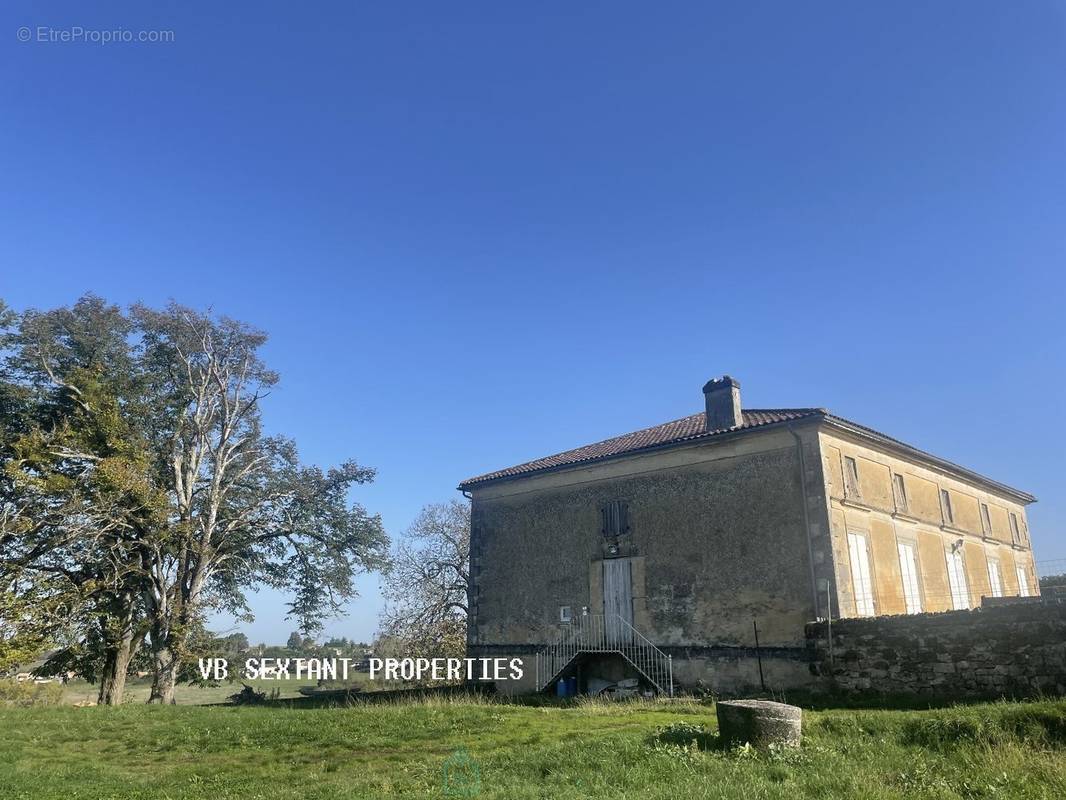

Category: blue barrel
[567, 677, 578, 696]
[555, 679, 567, 698]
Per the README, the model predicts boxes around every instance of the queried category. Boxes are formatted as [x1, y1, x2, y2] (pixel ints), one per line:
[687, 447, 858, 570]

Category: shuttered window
[1016, 566, 1030, 597]
[980, 503, 992, 537]
[601, 500, 630, 539]
[847, 531, 875, 616]
[892, 474, 909, 513]
[946, 549, 969, 610]
[897, 541, 922, 614]
[987, 559, 1003, 598]
[843, 457, 861, 499]
[940, 489, 955, 526]
[1009, 513, 1021, 545]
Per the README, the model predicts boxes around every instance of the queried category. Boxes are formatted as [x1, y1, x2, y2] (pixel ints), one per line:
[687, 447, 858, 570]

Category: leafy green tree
[127, 303, 389, 702]
[1039, 573, 1064, 594]
[0, 297, 163, 702]
[322, 636, 354, 652]
[220, 633, 250, 655]
[0, 296, 389, 704]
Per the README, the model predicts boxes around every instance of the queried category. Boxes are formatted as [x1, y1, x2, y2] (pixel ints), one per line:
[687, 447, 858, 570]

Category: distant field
[1, 696, 1064, 799]
[56, 674, 377, 705]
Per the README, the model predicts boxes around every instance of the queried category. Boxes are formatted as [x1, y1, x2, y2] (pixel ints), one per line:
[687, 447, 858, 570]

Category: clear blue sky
[3, 2, 1064, 644]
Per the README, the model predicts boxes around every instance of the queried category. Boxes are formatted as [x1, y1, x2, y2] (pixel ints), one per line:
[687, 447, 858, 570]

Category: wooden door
[603, 558, 633, 644]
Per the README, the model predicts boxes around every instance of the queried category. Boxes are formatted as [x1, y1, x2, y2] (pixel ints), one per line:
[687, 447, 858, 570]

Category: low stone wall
[806, 600, 1066, 698]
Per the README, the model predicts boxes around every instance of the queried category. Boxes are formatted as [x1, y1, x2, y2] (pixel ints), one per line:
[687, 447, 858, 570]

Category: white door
[847, 531, 875, 616]
[603, 558, 633, 644]
[897, 541, 922, 614]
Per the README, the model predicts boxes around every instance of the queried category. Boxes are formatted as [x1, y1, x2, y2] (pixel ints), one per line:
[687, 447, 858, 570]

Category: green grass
[55, 675, 376, 705]
[0, 696, 1064, 799]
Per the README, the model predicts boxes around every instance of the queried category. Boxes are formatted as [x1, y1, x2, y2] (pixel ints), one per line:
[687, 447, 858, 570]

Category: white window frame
[559, 605, 572, 624]
[946, 548, 969, 610]
[1016, 566, 1030, 597]
[986, 559, 1003, 598]
[847, 531, 875, 617]
[897, 540, 922, 614]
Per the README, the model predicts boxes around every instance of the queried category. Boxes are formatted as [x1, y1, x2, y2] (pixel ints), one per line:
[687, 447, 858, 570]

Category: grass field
[54, 675, 375, 705]
[1, 696, 1064, 799]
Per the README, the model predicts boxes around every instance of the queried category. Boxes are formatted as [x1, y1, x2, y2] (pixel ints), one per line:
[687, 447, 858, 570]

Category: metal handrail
[534, 613, 673, 696]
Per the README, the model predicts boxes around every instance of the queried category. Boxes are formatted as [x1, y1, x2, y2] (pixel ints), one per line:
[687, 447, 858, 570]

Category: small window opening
[940, 489, 954, 526]
[843, 456, 861, 498]
[892, 474, 908, 513]
[601, 500, 630, 539]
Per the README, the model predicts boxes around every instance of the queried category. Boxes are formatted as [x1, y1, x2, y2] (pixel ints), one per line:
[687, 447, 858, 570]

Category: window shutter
[601, 500, 630, 539]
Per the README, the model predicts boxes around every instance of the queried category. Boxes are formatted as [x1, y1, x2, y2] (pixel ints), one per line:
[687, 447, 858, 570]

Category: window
[843, 456, 861, 499]
[940, 489, 955, 526]
[946, 548, 970, 610]
[559, 606, 572, 624]
[987, 559, 1003, 598]
[892, 474, 909, 513]
[897, 541, 922, 614]
[1009, 512, 1021, 545]
[847, 531, 875, 616]
[1016, 566, 1030, 597]
[601, 500, 630, 539]
[980, 503, 992, 537]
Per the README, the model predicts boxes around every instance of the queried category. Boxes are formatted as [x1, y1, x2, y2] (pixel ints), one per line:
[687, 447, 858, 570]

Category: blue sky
[3, 1, 1064, 644]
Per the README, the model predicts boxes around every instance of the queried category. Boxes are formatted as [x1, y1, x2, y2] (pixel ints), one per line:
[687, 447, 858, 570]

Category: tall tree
[131, 302, 388, 702]
[0, 296, 389, 703]
[0, 297, 162, 703]
[379, 500, 470, 664]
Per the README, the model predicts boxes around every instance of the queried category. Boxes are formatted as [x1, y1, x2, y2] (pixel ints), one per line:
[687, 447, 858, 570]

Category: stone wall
[468, 426, 820, 652]
[806, 600, 1066, 698]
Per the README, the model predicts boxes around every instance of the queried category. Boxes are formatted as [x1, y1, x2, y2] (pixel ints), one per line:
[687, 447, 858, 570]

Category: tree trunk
[147, 583, 200, 705]
[147, 646, 178, 704]
[97, 630, 136, 706]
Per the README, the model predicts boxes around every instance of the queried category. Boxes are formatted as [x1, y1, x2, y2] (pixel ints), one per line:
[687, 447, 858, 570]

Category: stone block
[717, 700, 802, 749]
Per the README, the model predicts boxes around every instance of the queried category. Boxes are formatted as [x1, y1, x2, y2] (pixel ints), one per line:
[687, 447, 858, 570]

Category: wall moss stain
[471, 440, 815, 653]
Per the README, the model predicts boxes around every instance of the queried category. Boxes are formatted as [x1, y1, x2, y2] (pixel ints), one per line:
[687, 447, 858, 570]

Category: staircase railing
[534, 613, 673, 696]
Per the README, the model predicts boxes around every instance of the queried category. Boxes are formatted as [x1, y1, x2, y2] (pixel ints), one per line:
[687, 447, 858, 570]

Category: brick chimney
[703, 376, 742, 431]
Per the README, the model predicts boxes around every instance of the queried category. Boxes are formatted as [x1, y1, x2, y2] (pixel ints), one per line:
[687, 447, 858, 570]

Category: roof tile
[459, 408, 823, 488]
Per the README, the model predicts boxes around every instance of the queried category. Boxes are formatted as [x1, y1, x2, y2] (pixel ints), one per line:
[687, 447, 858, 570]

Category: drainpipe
[789, 424, 822, 621]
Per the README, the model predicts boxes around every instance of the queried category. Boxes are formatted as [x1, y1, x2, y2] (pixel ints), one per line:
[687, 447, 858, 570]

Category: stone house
[458, 376, 1039, 695]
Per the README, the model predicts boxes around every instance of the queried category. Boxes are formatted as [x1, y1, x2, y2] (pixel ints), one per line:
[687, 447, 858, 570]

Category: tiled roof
[458, 408, 825, 488]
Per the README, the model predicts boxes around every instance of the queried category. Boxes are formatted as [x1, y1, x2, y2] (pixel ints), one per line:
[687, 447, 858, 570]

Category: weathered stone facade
[806, 601, 1066, 698]
[467, 425, 826, 694]
[820, 429, 1038, 620]
[460, 377, 1043, 696]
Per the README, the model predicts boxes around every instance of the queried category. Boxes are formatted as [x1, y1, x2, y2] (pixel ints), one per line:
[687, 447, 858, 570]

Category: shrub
[0, 679, 64, 707]
[651, 720, 719, 752]
[900, 702, 1066, 750]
